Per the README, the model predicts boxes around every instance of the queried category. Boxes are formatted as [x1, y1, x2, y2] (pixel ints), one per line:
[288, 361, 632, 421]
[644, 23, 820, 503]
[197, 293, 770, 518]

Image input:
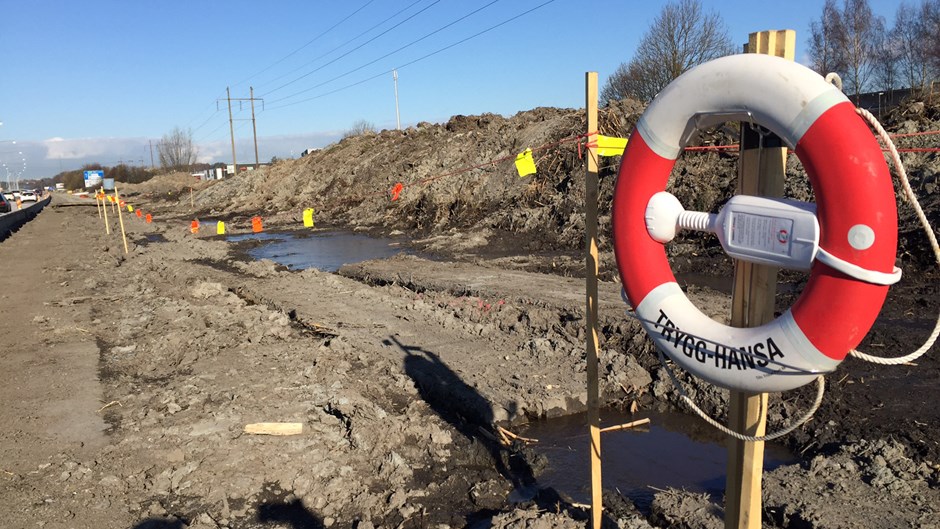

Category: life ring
[612, 54, 899, 393]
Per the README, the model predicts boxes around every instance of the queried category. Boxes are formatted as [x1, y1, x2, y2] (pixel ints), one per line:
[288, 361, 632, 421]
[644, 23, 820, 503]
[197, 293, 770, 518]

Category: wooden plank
[584, 71, 603, 529]
[600, 418, 651, 433]
[244, 422, 303, 436]
[725, 29, 795, 529]
[114, 185, 129, 255]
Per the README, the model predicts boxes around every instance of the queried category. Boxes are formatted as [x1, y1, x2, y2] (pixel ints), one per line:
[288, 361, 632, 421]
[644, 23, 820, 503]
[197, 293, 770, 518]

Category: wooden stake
[114, 185, 129, 254]
[190, 187, 194, 209]
[600, 418, 651, 433]
[725, 29, 795, 529]
[95, 191, 102, 218]
[243, 422, 303, 436]
[584, 70, 603, 529]
[101, 187, 110, 235]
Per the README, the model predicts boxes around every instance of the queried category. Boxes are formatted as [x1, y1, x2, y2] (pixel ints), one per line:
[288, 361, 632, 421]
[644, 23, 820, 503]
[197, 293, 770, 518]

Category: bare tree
[842, 0, 885, 99]
[808, 0, 886, 100]
[925, 0, 940, 80]
[342, 119, 376, 139]
[157, 127, 198, 171]
[873, 29, 900, 94]
[808, 0, 846, 76]
[893, 1, 929, 89]
[601, 0, 734, 103]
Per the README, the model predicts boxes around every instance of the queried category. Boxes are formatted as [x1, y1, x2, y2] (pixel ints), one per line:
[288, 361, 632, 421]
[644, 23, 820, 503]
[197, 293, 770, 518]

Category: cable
[262, 0, 442, 98]
[233, 0, 377, 89]
[266, 0, 559, 111]
[256, 0, 424, 91]
[267, 0, 503, 105]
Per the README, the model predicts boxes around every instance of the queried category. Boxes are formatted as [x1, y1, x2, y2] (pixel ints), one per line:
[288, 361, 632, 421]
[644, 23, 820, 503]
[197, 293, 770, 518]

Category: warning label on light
[730, 212, 793, 256]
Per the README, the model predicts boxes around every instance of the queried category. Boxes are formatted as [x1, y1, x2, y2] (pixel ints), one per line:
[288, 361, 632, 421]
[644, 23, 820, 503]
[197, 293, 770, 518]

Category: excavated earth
[1, 96, 939, 528]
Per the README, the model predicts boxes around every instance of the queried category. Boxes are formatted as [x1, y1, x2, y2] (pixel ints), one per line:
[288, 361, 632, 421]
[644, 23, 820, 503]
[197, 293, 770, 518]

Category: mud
[1, 95, 939, 528]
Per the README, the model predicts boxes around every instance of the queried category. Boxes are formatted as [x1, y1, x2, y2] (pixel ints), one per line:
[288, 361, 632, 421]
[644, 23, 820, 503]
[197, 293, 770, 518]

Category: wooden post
[101, 187, 110, 235]
[190, 187, 194, 209]
[725, 29, 795, 529]
[114, 185, 129, 254]
[584, 71, 603, 529]
[95, 191, 102, 219]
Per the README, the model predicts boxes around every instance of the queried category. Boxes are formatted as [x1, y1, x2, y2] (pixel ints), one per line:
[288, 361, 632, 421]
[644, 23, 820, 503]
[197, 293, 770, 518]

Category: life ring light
[612, 54, 899, 393]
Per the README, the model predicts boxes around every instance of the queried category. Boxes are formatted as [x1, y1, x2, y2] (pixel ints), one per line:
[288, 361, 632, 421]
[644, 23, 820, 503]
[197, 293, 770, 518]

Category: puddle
[227, 230, 410, 272]
[517, 408, 798, 512]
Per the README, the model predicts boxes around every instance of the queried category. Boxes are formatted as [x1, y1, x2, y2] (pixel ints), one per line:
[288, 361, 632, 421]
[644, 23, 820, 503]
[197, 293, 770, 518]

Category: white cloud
[12, 131, 345, 180]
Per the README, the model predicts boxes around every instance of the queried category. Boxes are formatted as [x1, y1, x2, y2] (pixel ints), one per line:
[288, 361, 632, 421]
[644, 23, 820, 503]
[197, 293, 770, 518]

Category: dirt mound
[128, 94, 939, 278]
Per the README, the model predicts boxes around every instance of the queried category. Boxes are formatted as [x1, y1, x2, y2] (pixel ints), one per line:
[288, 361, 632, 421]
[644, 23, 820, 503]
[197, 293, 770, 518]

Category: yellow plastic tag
[596, 135, 628, 156]
[514, 148, 536, 177]
[303, 208, 315, 228]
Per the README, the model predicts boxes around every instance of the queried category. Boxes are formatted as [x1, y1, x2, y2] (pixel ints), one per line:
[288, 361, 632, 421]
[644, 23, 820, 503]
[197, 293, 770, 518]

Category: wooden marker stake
[101, 187, 111, 235]
[114, 185, 129, 254]
[725, 29, 795, 529]
[584, 71, 603, 529]
[95, 192, 102, 218]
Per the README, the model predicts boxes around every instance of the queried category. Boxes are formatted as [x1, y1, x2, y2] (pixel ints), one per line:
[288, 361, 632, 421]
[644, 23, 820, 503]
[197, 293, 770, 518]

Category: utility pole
[393, 70, 401, 130]
[227, 87, 237, 175]
[149, 140, 155, 169]
[220, 88, 263, 173]
[250, 86, 259, 169]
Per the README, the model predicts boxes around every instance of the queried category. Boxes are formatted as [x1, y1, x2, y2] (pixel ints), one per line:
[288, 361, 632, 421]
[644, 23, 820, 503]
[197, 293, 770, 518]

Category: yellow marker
[596, 135, 628, 156]
[217, 221, 226, 235]
[514, 148, 536, 177]
[127, 205, 134, 212]
[303, 208, 315, 228]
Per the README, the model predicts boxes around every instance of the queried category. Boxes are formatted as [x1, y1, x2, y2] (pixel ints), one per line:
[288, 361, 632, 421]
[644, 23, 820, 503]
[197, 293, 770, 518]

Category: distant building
[301, 148, 321, 157]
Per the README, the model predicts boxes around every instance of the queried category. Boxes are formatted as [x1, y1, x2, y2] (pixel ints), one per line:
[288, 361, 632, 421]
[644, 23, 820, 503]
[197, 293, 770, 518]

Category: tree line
[603, 0, 940, 104]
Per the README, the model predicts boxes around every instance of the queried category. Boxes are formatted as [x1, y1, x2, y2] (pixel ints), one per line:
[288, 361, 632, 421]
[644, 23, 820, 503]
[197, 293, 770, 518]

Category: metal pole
[227, 87, 237, 175]
[393, 70, 401, 130]
[251, 86, 259, 169]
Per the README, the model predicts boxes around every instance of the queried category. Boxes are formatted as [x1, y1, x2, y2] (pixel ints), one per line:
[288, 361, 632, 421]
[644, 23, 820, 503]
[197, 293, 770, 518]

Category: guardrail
[0, 195, 52, 241]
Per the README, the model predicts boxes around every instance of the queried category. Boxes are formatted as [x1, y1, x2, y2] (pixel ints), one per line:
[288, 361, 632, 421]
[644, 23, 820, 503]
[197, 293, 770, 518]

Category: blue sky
[0, 0, 902, 182]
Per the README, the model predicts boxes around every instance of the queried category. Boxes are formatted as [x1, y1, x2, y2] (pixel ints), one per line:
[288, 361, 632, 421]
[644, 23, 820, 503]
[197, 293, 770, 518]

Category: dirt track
[0, 183, 938, 528]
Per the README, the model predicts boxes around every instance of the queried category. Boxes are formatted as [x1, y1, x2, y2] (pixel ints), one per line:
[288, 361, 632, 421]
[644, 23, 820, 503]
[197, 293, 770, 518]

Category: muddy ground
[2, 96, 940, 528]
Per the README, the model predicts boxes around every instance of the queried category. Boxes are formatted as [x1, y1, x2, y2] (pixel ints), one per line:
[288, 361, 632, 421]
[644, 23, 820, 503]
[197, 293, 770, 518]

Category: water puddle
[227, 230, 410, 272]
[517, 408, 798, 512]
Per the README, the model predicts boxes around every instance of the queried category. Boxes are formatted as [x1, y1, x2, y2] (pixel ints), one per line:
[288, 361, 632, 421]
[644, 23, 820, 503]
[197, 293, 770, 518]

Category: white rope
[850, 108, 940, 365]
[657, 349, 825, 442]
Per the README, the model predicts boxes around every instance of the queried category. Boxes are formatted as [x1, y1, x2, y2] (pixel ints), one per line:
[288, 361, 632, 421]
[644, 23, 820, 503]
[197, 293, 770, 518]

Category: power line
[184, 94, 224, 129]
[267, 0, 503, 105]
[261, 0, 442, 97]
[232, 0, 377, 89]
[255, 0, 424, 92]
[266, 0, 559, 111]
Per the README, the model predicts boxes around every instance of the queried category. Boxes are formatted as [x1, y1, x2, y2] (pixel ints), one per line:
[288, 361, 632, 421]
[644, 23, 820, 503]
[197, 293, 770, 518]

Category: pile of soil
[2, 91, 938, 528]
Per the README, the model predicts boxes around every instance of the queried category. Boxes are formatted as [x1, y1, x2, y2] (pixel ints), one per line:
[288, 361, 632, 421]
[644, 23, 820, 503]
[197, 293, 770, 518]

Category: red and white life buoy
[612, 54, 900, 393]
